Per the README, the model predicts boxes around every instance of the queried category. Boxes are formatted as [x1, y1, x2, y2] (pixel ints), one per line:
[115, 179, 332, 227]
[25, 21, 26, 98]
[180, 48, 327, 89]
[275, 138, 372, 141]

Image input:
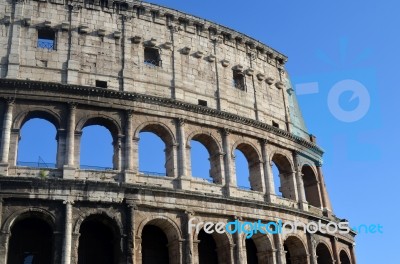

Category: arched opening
[340, 250, 351, 264]
[234, 143, 263, 191]
[197, 228, 231, 264]
[138, 124, 175, 177]
[272, 162, 282, 196]
[142, 225, 169, 264]
[284, 236, 308, 264]
[190, 140, 211, 181]
[316, 243, 333, 264]
[17, 118, 57, 168]
[302, 165, 322, 208]
[248, 234, 275, 264]
[189, 133, 223, 184]
[80, 125, 115, 170]
[139, 132, 166, 176]
[198, 229, 218, 264]
[245, 238, 258, 264]
[235, 149, 250, 189]
[7, 217, 53, 264]
[78, 215, 120, 264]
[271, 153, 295, 199]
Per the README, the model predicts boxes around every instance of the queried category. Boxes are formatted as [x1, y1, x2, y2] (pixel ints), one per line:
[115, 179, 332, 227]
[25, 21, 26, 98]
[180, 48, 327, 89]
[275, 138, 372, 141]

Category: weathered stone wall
[0, 0, 296, 132]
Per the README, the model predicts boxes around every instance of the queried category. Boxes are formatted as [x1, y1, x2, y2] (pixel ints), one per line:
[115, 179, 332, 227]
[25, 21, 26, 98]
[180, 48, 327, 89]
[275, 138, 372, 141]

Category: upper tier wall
[0, 0, 309, 139]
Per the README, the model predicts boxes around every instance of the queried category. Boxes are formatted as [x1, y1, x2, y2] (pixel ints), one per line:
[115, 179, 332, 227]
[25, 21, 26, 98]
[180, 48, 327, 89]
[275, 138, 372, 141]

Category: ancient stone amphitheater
[0, 0, 356, 263]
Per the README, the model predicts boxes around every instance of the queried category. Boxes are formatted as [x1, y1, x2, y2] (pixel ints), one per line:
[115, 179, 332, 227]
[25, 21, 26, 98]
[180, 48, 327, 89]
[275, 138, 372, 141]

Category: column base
[63, 166, 76, 179]
[124, 170, 136, 184]
[0, 163, 8, 176]
[323, 208, 333, 218]
[299, 201, 309, 211]
[178, 177, 191, 190]
[264, 194, 276, 203]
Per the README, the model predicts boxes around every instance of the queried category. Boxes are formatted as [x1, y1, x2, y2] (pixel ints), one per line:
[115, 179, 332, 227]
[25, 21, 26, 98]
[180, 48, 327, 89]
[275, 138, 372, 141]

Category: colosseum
[0, 0, 356, 263]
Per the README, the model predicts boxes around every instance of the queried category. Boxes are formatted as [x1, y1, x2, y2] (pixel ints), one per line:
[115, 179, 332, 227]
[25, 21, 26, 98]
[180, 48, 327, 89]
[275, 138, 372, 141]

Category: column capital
[316, 160, 323, 167]
[177, 118, 186, 126]
[63, 199, 74, 205]
[5, 97, 15, 105]
[126, 109, 134, 117]
[184, 210, 195, 216]
[222, 127, 231, 136]
[67, 102, 77, 110]
[259, 138, 268, 145]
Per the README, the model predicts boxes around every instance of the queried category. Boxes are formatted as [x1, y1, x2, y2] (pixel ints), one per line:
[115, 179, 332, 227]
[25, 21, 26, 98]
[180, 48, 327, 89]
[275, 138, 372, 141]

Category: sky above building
[17, 0, 398, 262]
[141, 1, 399, 261]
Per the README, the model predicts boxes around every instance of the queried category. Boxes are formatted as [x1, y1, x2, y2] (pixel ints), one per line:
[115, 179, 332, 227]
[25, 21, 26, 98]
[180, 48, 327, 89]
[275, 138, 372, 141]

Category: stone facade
[0, 0, 356, 264]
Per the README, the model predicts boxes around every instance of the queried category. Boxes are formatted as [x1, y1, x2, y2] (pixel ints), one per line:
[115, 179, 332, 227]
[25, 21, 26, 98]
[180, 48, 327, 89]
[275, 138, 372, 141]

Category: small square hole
[198, 99, 207, 107]
[37, 28, 56, 50]
[144, 47, 161, 67]
[96, 80, 107, 88]
[272, 121, 279, 128]
[233, 70, 245, 90]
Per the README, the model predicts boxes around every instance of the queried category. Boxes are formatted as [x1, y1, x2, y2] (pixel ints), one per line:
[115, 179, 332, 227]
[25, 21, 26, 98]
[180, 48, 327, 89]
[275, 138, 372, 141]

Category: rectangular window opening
[233, 70, 245, 90]
[198, 99, 208, 107]
[96, 80, 108, 88]
[144, 47, 161, 67]
[37, 28, 56, 50]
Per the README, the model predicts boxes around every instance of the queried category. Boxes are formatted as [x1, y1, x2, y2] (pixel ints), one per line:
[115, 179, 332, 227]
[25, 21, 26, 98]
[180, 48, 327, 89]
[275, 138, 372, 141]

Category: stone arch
[241, 233, 275, 264]
[135, 121, 177, 177]
[339, 249, 351, 264]
[76, 114, 122, 139]
[187, 131, 223, 184]
[13, 108, 62, 130]
[73, 209, 124, 235]
[4, 208, 56, 264]
[12, 108, 63, 167]
[135, 121, 176, 145]
[270, 151, 297, 199]
[316, 242, 334, 264]
[302, 164, 322, 208]
[76, 212, 123, 264]
[283, 235, 309, 264]
[76, 114, 123, 170]
[232, 140, 263, 192]
[2, 207, 56, 234]
[137, 216, 182, 264]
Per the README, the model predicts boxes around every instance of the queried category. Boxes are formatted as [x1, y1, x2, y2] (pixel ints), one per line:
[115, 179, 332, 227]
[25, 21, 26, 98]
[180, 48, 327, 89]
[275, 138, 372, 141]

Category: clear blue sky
[17, 0, 399, 262]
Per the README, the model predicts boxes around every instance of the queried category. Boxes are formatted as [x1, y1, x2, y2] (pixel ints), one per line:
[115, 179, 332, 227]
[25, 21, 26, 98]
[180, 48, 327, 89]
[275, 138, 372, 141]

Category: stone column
[235, 232, 245, 264]
[124, 111, 135, 183]
[293, 153, 308, 210]
[307, 233, 317, 264]
[222, 128, 234, 195]
[316, 163, 333, 212]
[62, 200, 73, 264]
[350, 244, 357, 264]
[260, 139, 275, 202]
[56, 129, 67, 169]
[177, 118, 190, 189]
[171, 143, 179, 178]
[274, 233, 286, 264]
[126, 202, 135, 264]
[184, 211, 194, 264]
[113, 135, 122, 170]
[0, 99, 14, 166]
[331, 237, 340, 264]
[63, 103, 76, 178]
[125, 111, 133, 171]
